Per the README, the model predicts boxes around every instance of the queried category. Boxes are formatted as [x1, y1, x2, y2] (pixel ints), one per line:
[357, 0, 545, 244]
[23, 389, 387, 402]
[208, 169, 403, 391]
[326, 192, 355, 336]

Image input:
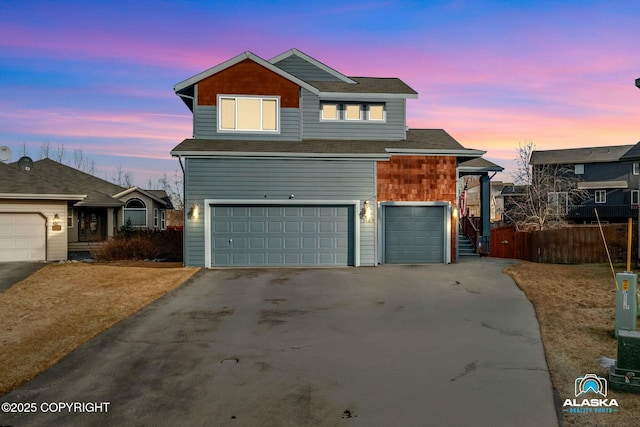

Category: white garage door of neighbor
[0, 214, 46, 262]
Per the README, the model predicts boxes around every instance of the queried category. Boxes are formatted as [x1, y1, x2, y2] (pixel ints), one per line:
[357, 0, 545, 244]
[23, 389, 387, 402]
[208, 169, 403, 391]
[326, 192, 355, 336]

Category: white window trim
[67, 206, 73, 228]
[634, 162, 639, 175]
[123, 198, 148, 228]
[160, 210, 166, 230]
[595, 190, 606, 204]
[319, 102, 386, 123]
[367, 103, 386, 122]
[574, 164, 584, 175]
[632, 190, 639, 206]
[320, 103, 339, 120]
[217, 95, 280, 133]
[154, 208, 159, 227]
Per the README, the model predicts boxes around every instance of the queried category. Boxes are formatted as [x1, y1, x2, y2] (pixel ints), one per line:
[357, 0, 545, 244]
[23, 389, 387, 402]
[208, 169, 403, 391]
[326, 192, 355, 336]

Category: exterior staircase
[458, 233, 478, 257]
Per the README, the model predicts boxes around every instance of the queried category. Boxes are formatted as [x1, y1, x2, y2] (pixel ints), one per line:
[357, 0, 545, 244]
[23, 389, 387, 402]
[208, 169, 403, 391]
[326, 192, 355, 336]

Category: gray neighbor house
[171, 48, 502, 268]
[526, 78, 640, 225]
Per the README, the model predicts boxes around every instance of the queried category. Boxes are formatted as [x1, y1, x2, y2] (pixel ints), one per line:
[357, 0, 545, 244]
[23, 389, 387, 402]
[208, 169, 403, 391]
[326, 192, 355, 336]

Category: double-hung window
[218, 95, 279, 132]
[595, 190, 606, 204]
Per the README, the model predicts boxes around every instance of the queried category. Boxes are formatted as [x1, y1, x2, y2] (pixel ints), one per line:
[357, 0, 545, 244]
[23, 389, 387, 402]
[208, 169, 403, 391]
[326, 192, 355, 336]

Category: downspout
[177, 154, 186, 266]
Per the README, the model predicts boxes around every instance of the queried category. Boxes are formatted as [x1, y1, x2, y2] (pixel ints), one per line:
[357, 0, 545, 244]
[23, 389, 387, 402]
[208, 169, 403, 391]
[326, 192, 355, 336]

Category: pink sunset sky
[1, 0, 639, 185]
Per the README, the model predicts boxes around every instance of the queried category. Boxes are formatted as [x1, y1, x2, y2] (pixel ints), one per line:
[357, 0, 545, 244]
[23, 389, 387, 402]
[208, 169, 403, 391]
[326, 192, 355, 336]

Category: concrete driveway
[1, 258, 557, 427]
[0, 262, 46, 292]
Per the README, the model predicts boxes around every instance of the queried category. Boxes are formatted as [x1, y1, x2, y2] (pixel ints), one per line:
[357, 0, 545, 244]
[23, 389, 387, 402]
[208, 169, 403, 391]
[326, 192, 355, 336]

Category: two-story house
[171, 49, 500, 267]
[529, 145, 639, 224]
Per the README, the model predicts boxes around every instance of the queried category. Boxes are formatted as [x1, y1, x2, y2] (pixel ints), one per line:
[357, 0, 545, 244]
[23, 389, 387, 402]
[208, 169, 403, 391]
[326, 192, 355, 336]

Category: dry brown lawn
[506, 262, 640, 427]
[0, 262, 199, 396]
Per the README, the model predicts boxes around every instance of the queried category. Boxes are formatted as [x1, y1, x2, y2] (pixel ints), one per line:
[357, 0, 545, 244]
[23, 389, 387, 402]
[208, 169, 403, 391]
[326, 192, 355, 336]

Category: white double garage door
[0, 213, 46, 262]
[206, 202, 449, 267]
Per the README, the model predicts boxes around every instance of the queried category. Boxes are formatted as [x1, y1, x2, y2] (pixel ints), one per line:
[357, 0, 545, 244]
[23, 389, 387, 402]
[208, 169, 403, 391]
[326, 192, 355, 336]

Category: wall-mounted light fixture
[361, 200, 374, 223]
[187, 203, 199, 220]
[52, 213, 62, 231]
[452, 206, 459, 220]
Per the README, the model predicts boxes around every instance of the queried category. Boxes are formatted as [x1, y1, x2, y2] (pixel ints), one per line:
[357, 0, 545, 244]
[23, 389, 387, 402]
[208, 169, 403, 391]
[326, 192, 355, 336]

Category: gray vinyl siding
[193, 105, 301, 141]
[183, 158, 376, 267]
[301, 89, 406, 140]
[272, 56, 343, 82]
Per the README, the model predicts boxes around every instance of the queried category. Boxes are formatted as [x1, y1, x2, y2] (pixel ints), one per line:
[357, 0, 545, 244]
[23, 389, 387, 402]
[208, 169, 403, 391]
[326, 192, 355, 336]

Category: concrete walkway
[1, 258, 557, 426]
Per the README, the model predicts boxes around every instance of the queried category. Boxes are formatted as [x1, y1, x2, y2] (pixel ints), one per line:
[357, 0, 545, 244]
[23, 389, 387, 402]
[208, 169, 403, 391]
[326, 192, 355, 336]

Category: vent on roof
[0, 146, 10, 163]
[18, 156, 34, 172]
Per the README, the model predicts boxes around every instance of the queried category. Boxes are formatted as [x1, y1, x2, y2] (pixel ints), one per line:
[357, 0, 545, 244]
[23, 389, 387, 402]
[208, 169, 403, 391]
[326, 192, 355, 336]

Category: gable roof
[458, 157, 504, 173]
[174, 51, 319, 95]
[113, 187, 173, 209]
[174, 49, 418, 103]
[269, 48, 355, 84]
[170, 129, 484, 159]
[619, 141, 640, 162]
[529, 145, 634, 165]
[0, 161, 85, 200]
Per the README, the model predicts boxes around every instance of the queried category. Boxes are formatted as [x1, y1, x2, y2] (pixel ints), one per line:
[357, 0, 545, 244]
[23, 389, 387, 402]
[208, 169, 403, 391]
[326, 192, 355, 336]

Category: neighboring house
[0, 161, 85, 262]
[461, 176, 512, 222]
[0, 158, 173, 261]
[529, 145, 639, 223]
[171, 48, 501, 267]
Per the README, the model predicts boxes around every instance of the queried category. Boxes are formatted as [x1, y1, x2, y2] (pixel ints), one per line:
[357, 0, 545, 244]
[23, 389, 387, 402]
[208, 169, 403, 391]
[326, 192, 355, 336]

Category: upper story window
[320, 102, 385, 122]
[574, 164, 584, 175]
[594, 190, 606, 204]
[634, 162, 639, 175]
[218, 95, 279, 133]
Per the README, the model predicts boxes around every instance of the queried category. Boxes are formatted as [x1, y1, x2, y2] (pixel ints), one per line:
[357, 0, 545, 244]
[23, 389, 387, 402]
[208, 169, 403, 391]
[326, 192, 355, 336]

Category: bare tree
[72, 149, 96, 175]
[112, 164, 134, 187]
[157, 169, 184, 211]
[39, 141, 51, 159]
[54, 144, 65, 162]
[506, 141, 588, 231]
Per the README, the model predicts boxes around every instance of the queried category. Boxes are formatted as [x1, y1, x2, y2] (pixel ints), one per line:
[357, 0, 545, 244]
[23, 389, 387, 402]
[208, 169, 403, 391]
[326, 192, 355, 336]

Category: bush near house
[91, 228, 183, 262]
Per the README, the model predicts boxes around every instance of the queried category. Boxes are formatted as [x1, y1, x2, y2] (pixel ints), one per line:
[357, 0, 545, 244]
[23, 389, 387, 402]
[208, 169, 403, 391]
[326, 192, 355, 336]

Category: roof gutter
[0, 193, 86, 200]
[170, 151, 390, 160]
[385, 148, 486, 156]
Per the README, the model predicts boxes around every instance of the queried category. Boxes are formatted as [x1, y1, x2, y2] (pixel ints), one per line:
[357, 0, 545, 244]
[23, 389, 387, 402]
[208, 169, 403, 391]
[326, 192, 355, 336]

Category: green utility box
[610, 330, 640, 392]
[615, 272, 638, 337]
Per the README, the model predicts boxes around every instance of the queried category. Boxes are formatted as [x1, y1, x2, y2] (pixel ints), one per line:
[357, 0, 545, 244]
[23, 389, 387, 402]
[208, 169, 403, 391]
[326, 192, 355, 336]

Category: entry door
[78, 210, 106, 242]
[384, 206, 445, 263]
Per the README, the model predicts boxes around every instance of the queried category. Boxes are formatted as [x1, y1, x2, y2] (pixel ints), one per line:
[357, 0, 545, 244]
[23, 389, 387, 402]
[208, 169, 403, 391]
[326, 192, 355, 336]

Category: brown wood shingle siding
[377, 156, 457, 202]
[377, 156, 458, 262]
[197, 59, 299, 108]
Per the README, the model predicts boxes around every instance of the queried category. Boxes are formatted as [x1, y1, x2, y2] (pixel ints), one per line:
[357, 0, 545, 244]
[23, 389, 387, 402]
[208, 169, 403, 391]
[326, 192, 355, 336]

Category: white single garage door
[384, 206, 446, 264]
[210, 205, 354, 267]
[0, 213, 46, 262]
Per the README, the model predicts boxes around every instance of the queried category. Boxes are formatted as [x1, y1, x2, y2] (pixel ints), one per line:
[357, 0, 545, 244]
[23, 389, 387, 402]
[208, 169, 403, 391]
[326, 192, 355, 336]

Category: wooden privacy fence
[490, 224, 637, 264]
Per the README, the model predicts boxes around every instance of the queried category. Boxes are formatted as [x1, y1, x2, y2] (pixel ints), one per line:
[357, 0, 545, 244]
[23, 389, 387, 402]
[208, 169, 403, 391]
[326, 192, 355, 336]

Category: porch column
[107, 208, 115, 239]
[480, 174, 491, 253]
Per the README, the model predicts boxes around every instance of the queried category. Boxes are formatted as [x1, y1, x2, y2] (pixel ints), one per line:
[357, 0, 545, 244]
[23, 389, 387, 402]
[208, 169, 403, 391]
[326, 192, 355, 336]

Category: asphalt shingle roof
[308, 77, 417, 95]
[619, 141, 640, 162]
[529, 145, 634, 165]
[171, 129, 476, 156]
[0, 161, 83, 197]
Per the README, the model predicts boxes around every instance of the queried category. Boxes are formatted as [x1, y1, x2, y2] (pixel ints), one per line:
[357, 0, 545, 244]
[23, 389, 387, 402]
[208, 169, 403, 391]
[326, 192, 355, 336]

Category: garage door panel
[211, 204, 353, 266]
[384, 206, 445, 264]
[0, 214, 46, 262]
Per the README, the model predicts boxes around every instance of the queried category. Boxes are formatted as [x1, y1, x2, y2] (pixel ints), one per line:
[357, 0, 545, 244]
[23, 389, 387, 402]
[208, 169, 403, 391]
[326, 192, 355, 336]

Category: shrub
[91, 228, 183, 262]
